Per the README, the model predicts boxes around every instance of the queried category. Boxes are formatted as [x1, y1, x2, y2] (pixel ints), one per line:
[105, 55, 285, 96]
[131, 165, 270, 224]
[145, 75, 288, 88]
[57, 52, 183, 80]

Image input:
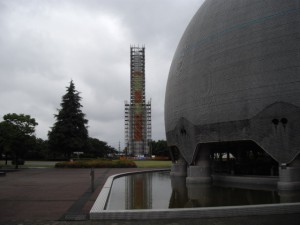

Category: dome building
[165, 0, 300, 190]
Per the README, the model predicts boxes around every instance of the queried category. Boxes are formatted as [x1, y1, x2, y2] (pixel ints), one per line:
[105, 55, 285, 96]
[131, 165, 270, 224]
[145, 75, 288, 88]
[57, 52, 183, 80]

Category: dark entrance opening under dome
[210, 140, 279, 176]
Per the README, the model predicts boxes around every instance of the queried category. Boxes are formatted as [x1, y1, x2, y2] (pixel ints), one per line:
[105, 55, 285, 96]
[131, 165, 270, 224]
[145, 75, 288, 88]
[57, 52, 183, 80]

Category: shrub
[55, 159, 137, 168]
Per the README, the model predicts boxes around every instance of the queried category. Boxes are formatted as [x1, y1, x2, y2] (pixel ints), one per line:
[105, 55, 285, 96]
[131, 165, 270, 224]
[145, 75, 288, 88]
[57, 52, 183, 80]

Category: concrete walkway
[0, 168, 299, 225]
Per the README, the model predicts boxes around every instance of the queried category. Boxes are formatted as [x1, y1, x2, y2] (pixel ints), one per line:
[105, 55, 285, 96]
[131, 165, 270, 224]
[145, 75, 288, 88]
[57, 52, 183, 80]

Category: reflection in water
[126, 173, 152, 209]
[106, 172, 171, 210]
[175, 182, 280, 208]
[170, 177, 281, 208]
[106, 172, 300, 210]
[169, 176, 188, 208]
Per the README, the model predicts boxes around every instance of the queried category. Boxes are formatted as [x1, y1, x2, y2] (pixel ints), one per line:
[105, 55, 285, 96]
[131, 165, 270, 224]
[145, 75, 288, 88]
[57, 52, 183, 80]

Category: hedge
[55, 159, 137, 168]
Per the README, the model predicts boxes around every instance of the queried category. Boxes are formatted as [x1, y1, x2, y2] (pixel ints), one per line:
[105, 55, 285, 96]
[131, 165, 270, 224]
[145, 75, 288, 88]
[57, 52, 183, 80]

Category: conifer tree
[48, 80, 89, 159]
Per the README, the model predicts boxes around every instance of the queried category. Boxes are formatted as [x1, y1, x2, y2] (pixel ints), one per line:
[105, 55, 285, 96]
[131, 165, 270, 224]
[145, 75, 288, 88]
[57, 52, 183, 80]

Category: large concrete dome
[165, 0, 300, 165]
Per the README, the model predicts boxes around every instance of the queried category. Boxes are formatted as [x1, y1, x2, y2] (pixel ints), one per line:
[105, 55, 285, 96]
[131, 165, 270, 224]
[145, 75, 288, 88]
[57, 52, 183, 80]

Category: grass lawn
[133, 160, 172, 168]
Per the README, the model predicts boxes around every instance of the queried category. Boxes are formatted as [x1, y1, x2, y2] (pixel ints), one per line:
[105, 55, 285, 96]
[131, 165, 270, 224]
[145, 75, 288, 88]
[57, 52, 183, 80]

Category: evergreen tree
[48, 80, 89, 159]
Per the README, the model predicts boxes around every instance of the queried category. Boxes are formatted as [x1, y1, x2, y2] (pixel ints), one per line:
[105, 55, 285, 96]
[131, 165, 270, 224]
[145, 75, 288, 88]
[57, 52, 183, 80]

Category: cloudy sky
[0, 0, 204, 150]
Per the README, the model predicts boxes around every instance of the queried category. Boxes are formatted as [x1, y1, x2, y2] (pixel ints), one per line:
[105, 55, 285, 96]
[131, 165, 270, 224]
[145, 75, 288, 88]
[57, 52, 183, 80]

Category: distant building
[125, 46, 151, 157]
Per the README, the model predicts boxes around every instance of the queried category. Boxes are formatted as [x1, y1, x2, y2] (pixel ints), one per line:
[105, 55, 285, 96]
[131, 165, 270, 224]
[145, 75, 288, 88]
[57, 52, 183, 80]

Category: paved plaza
[0, 168, 299, 225]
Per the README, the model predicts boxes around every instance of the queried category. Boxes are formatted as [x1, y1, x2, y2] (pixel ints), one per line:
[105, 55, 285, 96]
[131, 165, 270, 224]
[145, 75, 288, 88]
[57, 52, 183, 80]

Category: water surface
[106, 171, 300, 210]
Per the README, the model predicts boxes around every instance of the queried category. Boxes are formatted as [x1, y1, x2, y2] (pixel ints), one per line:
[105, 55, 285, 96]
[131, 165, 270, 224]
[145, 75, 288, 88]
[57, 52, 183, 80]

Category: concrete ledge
[90, 202, 300, 220]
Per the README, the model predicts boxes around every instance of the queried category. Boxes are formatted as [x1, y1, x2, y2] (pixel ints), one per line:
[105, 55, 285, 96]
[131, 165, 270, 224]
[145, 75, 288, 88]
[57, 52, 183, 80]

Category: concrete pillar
[186, 146, 211, 184]
[277, 156, 300, 191]
[278, 190, 300, 203]
[170, 155, 187, 177]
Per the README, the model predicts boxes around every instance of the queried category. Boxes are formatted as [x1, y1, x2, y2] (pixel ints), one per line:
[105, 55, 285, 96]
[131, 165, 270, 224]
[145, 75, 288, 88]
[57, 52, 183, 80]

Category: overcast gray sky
[0, 0, 204, 149]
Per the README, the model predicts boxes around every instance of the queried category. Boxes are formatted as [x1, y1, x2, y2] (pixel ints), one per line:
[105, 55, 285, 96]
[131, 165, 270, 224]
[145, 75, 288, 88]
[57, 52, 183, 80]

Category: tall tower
[125, 46, 151, 157]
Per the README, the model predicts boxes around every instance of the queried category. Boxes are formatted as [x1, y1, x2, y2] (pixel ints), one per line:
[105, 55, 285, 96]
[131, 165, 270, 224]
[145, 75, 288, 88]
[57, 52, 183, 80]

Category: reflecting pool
[106, 171, 300, 210]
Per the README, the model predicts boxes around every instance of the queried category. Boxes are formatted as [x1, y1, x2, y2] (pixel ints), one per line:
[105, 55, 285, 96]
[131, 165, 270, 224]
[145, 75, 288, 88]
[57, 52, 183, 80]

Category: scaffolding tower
[125, 46, 152, 157]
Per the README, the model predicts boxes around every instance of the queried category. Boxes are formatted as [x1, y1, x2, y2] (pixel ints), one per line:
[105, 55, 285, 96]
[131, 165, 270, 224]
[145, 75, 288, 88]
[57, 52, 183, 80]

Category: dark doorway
[209, 141, 278, 176]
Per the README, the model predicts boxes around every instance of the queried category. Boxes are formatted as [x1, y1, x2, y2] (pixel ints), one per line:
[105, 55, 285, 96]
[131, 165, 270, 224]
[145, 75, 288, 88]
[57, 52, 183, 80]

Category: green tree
[89, 138, 118, 158]
[0, 113, 38, 168]
[27, 138, 49, 160]
[150, 140, 170, 157]
[48, 80, 89, 159]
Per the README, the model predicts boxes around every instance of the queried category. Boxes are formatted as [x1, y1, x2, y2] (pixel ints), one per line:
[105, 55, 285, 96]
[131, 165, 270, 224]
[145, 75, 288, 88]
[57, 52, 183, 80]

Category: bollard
[90, 168, 95, 192]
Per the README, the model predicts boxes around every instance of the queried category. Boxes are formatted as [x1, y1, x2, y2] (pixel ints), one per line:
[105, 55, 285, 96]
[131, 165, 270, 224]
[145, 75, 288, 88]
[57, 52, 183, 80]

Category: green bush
[55, 159, 137, 168]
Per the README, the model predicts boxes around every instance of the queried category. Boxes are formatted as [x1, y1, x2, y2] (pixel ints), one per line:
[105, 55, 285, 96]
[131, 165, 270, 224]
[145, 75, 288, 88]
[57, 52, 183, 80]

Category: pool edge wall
[90, 201, 300, 220]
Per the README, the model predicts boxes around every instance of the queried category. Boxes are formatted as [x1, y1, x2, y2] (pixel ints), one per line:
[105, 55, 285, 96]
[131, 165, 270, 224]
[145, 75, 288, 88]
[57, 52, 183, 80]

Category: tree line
[150, 140, 169, 157]
[0, 80, 117, 168]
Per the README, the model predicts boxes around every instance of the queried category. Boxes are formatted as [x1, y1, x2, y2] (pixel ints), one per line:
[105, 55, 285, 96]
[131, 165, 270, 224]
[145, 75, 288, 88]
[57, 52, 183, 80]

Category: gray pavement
[0, 168, 299, 225]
